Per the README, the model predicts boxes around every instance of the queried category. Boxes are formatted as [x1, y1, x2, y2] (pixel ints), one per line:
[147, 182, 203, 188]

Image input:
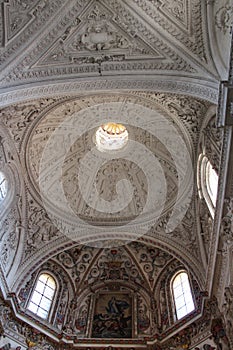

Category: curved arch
[0, 77, 219, 108]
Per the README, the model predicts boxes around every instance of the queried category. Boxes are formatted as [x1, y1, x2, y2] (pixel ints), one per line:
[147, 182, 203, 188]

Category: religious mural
[92, 294, 132, 338]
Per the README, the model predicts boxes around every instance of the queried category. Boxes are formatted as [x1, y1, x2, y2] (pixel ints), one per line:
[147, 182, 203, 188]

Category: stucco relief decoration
[73, 296, 90, 336]
[59, 4, 156, 66]
[18, 271, 36, 308]
[0, 210, 18, 272]
[143, 93, 210, 140]
[25, 197, 61, 257]
[0, 296, 57, 349]
[137, 295, 151, 335]
[158, 280, 169, 331]
[215, 3, 233, 34]
[23, 93, 195, 249]
[86, 247, 145, 286]
[220, 197, 233, 248]
[211, 318, 230, 350]
[2, 0, 46, 46]
[160, 0, 187, 24]
[0, 135, 23, 277]
[223, 285, 233, 346]
[132, 0, 207, 62]
[64, 294, 91, 336]
[0, 99, 59, 146]
[0, 161, 22, 276]
[204, 116, 223, 173]
[200, 200, 213, 258]
[77, 7, 129, 52]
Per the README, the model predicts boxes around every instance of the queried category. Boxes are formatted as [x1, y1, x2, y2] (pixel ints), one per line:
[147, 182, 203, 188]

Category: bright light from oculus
[95, 122, 128, 152]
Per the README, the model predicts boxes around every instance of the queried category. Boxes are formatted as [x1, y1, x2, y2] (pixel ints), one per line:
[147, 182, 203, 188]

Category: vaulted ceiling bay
[0, 1, 232, 350]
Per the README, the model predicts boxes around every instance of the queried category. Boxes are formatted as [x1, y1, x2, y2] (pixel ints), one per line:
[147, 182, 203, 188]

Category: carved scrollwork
[203, 116, 223, 173]
[25, 195, 61, 257]
[215, 4, 233, 35]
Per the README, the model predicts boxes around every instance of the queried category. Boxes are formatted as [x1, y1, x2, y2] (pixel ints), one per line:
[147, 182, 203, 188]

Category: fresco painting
[92, 294, 132, 338]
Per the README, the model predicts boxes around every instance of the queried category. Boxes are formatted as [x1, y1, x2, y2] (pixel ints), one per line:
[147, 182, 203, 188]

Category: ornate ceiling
[0, 0, 232, 348]
[0, 0, 232, 105]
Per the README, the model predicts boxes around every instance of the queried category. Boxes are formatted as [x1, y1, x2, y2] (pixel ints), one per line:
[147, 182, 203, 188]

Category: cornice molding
[0, 77, 219, 107]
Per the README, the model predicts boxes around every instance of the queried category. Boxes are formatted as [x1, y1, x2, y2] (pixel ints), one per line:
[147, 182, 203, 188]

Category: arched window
[172, 271, 195, 320]
[198, 155, 218, 217]
[205, 161, 218, 206]
[27, 273, 56, 319]
[0, 171, 7, 201]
